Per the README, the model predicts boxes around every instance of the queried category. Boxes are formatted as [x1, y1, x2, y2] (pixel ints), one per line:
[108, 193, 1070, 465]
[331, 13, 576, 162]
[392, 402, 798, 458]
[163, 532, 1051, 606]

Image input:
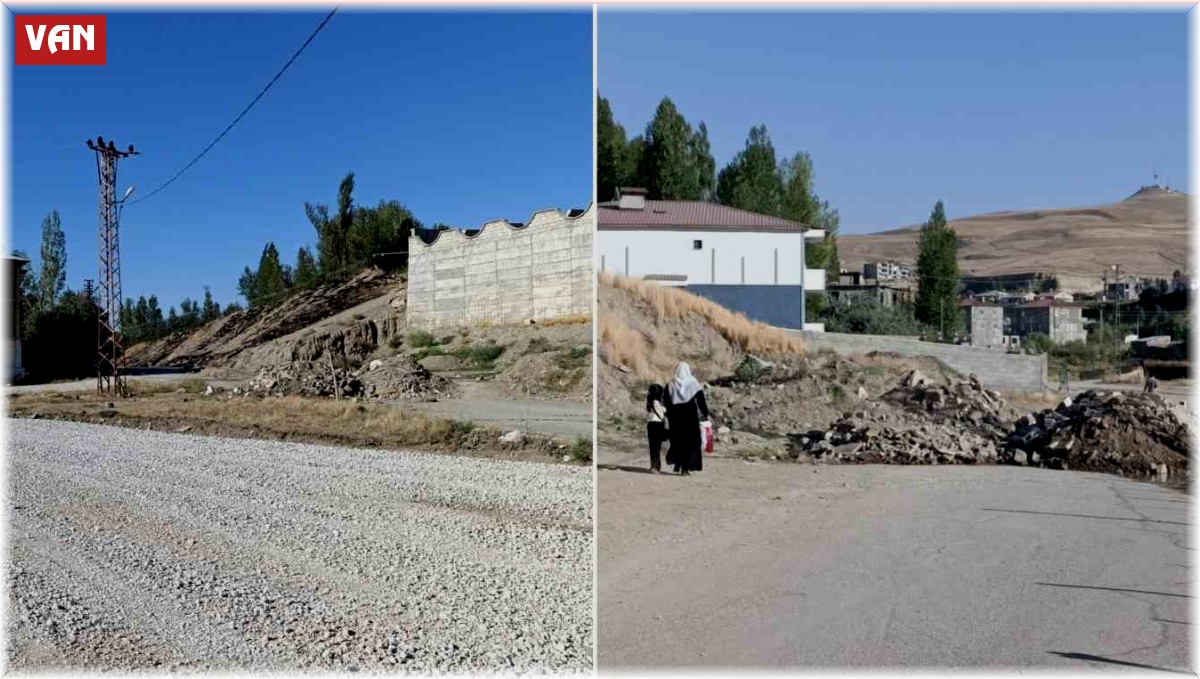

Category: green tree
[250, 242, 289, 307]
[914, 200, 961, 339]
[597, 96, 628, 202]
[638, 97, 714, 200]
[37, 210, 66, 311]
[13, 250, 38, 338]
[145, 295, 165, 339]
[348, 199, 420, 268]
[201, 287, 221, 323]
[293, 247, 320, 290]
[333, 172, 355, 273]
[23, 289, 98, 381]
[716, 125, 783, 216]
[237, 266, 259, 307]
[778, 151, 841, 278]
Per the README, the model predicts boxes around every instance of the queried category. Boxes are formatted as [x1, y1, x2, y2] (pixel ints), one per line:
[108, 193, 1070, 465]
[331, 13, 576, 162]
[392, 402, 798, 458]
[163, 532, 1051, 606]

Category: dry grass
[598, 273, 804, 381]
[600, 273, 804, 355]
[135, 396, 475, 445]
[598, 314, 653, 378]
[127, 377, 208, 396]
[10, 392, 477, 448]
[538, 313, 592, 327]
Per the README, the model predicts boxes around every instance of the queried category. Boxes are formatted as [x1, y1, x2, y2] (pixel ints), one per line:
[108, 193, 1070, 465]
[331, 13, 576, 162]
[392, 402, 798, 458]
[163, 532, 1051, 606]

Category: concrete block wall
[407, 205, 594, 329]
[798, 331, 1048, 392]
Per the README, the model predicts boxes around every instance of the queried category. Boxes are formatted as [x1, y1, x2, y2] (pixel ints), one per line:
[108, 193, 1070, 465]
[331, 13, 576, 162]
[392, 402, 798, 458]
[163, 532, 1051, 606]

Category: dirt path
[8, 419, 592, 672]
[400, 380, 592, 439]
[598, 447, 1190, 670]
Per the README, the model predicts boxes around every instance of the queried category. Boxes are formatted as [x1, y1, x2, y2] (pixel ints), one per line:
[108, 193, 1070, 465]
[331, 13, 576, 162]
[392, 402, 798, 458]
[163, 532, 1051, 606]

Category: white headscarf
[669, 362, 701, 404]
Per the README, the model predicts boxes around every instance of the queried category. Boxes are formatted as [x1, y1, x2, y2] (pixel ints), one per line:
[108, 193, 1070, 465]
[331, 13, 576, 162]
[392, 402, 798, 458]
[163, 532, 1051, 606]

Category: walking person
[646, 384, 668, 474]
[664, 362, 710, 476]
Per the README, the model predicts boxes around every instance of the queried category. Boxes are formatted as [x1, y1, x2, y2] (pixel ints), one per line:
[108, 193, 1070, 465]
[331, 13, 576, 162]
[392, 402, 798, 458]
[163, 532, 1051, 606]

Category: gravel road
[599, 451, 1191, 670]
[7, 419, 593, 672]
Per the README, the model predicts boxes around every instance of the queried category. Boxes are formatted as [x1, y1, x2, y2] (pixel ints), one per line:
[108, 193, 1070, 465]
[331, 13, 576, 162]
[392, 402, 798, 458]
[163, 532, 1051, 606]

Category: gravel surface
[599, 447, 1190, 670]
[7, 419, 593, 673]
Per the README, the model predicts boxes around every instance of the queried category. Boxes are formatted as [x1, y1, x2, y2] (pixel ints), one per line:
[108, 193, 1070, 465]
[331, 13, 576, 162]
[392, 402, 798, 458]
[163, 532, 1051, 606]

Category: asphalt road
[7, 419, 593, 672]
[599, 451, 1191, 671]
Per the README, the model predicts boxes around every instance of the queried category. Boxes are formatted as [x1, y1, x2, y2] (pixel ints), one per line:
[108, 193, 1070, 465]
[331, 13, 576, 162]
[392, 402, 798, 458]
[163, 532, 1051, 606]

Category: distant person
[1144, 365, 1159, 394]
[645, 383, 668, 474]
[664, 362, 710, 476]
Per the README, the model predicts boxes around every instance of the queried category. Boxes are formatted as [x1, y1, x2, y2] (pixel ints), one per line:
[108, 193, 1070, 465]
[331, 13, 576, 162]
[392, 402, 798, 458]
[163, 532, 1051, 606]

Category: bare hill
[125, 269, 403, 371]
[838, 187, 1189, 288]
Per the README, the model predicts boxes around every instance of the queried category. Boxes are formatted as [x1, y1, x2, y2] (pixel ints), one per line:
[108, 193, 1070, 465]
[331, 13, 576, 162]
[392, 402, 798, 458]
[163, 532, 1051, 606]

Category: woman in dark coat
[663, 362, 709, 475]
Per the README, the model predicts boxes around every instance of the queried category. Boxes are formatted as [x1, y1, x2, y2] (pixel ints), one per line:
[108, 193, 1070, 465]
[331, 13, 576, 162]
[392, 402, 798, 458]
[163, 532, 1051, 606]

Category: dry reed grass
[598, 273, 805, 381]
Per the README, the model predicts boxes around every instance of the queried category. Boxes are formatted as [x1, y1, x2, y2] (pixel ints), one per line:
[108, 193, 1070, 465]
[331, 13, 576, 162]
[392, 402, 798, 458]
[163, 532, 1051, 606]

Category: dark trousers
[647, 421, 666, 471]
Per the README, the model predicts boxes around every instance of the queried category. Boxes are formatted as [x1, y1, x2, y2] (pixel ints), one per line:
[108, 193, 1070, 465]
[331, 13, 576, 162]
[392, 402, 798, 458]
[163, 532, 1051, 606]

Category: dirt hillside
[126, 269, 401, 370]
[126, 268, 592, 402]
[838, 187, 1188, 287]
[596, 274, 938, 425]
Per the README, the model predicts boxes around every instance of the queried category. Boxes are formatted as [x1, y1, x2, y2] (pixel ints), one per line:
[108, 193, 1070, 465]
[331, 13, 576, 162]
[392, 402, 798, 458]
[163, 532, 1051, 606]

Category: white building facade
[598, 189, 826, 329]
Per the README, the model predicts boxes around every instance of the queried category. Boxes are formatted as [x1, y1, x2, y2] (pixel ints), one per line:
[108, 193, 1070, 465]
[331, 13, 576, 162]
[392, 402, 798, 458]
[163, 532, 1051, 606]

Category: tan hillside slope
[839, 187, 1189, 284]
[125, 269, 403, 370]
[597, 273, 807, 419]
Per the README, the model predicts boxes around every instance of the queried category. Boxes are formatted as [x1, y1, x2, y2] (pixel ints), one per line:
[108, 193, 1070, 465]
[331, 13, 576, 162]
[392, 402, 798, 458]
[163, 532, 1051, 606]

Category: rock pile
[792, 370, 1016, 465]
[241, 356, 453, 402]
[359, 356, 454, 401]
[1004, 390, 1190, 478]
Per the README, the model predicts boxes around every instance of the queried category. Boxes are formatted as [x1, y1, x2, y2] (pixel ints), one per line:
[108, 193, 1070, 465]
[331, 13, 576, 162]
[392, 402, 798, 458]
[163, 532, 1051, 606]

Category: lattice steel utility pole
[87, 136, 139, 395]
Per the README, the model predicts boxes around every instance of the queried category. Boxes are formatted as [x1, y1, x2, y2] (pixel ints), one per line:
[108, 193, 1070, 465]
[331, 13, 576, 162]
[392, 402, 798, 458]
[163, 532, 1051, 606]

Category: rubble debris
[243, 355, 454, 402]
[792, 372, 1018, 465]
[499, 430, 525, 444]
[1002, 389, 1189, 479]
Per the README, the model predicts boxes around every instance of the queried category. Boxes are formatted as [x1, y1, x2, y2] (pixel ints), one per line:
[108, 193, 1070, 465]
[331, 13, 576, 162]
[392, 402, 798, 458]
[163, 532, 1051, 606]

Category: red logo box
[14, 15, 106, 66]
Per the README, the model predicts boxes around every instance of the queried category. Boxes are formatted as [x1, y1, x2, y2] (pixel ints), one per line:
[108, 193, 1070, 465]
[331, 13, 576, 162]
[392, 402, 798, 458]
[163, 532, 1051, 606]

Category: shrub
[570, 437, 593, 463]
[819, 298, 924, 336]
[554, 346, 591, 370]
[454, 344, 505, 367]
[733, 355, 761, 382]
[408, 330, 435, 348]
[526, 337, 552, 354]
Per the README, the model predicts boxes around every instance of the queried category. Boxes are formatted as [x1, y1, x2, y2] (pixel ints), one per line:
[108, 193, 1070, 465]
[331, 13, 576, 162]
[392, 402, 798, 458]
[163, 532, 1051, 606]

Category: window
[693, 240, 703, 250]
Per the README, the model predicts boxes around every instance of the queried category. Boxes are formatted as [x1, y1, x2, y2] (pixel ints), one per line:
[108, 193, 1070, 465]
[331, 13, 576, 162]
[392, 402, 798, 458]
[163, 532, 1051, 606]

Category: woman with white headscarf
[663, 362, 709, 475]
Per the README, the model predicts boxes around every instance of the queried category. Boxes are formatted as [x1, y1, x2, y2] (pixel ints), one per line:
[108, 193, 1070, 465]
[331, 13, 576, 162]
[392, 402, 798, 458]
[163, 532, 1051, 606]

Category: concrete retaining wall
[407, 205, 593, 329]
[798, 330, 1048, 392]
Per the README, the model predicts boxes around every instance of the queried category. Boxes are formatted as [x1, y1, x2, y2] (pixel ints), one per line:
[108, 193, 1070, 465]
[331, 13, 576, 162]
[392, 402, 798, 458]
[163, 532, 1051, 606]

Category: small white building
[598, 188, 825, 329]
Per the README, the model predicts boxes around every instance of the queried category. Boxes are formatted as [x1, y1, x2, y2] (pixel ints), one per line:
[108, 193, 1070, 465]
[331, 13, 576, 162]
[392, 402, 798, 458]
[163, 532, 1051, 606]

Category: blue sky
[599, 9, 1188, 234]
[11, 9, 592, 308]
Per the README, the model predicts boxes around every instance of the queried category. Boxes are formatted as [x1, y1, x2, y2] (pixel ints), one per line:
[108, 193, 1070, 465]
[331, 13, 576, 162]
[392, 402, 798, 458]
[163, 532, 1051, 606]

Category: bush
[570, 437, 593, 463]
[1024, 332, 1053, 354]
[554, 346, 590, 370]
[819, 298, 924, 336]
[454, 344, 505, 367]
[408, 330, 436, 348]
[733, 355, 761, 382]
[525, 337, 552, 354]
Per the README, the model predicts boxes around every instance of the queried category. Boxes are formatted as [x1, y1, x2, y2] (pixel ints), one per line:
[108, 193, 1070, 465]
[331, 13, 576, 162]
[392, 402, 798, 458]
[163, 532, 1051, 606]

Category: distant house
[863, 261, 911, 281]
[5, 255, 28, 382]
[827, 280, 915, 308]
[1105, 275, 1144, 302]
[1007, 299, 1086, 344]
[598, 187, 826, 329]
[961, 300, 1008, 349]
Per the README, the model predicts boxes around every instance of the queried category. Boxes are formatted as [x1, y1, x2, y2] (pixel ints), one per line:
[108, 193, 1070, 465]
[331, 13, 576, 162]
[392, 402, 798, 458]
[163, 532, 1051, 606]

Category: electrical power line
[126, 8, 338, 207]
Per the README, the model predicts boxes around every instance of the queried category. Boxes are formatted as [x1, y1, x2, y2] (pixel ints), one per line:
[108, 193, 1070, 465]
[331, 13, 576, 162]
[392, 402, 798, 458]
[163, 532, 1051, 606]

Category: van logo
[14, 15, 106, 65]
